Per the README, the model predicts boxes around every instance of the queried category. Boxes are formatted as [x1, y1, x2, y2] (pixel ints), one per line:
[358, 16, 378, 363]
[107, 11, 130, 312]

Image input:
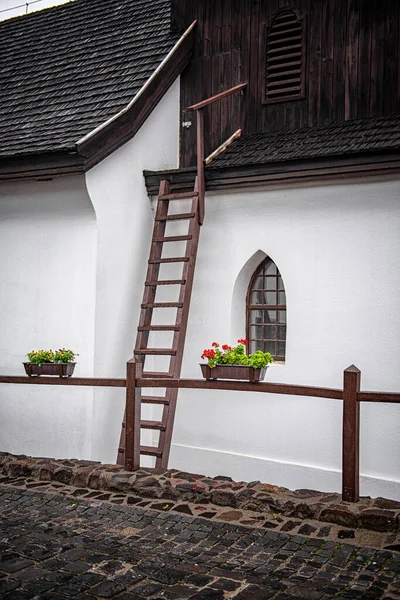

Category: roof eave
[0, 151, 85, 182]
[144, 149, 400, 195]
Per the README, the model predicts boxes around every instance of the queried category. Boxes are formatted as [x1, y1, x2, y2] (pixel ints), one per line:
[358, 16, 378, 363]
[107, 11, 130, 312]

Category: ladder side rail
[136, 180, 171, 355]
[196, 110, 205, 225]
[156, 186, 201, 469]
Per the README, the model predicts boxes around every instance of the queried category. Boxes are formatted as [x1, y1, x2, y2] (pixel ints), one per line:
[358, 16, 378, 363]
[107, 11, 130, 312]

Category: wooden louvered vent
[265, 10, 305, 104]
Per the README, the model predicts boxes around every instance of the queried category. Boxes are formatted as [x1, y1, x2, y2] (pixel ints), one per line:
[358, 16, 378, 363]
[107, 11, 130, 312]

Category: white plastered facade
[0, 76, 399, 499]
[0, 79, 180, 466]
[167, 178, 400, 500]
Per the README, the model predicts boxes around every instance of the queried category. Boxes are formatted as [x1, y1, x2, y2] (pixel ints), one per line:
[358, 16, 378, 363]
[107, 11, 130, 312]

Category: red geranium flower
[238, 338, 248, 345]
[222, 344, 232, 351]
[212, 342, 219, 347]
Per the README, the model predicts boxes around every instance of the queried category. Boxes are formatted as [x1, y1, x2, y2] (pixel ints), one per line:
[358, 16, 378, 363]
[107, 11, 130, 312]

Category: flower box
[23, 363, 76, 378]
[200, 363, 267, 382]
[200, 339, 273, 382]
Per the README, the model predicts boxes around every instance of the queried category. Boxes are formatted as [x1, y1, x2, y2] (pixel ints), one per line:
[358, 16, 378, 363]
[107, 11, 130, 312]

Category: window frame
[262, 9, 307, 105]
[246, 257, 287, 362]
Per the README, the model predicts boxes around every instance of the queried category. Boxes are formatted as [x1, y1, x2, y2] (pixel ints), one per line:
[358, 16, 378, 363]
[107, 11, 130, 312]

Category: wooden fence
[0, 362, 399, 503]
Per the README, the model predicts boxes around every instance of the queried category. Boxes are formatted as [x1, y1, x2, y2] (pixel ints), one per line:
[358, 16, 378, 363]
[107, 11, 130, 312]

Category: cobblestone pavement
[0, 485, 399, 600]
[1, 454, 399, 551]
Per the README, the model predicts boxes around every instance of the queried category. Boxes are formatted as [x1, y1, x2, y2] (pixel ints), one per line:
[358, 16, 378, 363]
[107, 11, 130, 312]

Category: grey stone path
[0, 485, 399, 600]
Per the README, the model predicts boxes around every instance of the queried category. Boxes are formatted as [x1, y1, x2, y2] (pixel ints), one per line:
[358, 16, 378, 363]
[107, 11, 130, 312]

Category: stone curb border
[1, 452, 399, 535]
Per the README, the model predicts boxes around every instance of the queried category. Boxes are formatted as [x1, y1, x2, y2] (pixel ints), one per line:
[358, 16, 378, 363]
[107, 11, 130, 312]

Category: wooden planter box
[23, 363, 76, 378]
[200, 363, 267, 382]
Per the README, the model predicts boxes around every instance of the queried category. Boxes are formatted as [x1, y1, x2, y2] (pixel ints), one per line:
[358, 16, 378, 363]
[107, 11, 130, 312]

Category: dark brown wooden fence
[0, 361, 399, 503]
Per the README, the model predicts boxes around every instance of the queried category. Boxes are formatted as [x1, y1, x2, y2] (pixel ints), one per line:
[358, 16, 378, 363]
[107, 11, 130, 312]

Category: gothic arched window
[265, 9, 306, 104]
[246, 257, 286, 361]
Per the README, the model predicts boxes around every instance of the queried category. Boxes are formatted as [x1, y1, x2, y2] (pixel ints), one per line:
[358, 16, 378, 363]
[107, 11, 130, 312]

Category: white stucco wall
[0, 176, 96, 458]
[167, 176, 400, 500]
[85, 78, 180, 464]
[0, 79, 180, 464]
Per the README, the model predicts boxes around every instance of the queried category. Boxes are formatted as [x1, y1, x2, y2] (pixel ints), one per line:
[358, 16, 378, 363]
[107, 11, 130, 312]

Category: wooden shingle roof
[0, 0, 180, 159]
[145, 114, 400, 194]
[209, 115, 400, 169]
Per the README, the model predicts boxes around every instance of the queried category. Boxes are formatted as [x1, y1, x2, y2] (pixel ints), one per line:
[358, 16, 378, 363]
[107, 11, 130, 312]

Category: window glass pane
[250, 309, 263, 323]
[278, 341, 286, 356]
[266, 310, 277, 324]
[250, 324, 263, 339]
[250, 339, 264, 353]
[278, 326, 286, 340]
[266, 262, 277, 275]
[278, 291, 286, 304]
[277, 275, 284, 289]
[253, 276, 264, 289]
[264, 325, 276, 339]
[266, 277, 276, 290]
[264, 341, 276, 354]
[251, 291, 263, 304]
[264, 291, 276, 304]
[278, 311, 286, 323]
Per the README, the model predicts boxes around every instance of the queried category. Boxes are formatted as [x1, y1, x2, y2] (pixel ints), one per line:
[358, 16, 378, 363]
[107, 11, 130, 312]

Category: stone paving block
[233, 584, 277, 599]
[2, 591, 32, 600]
[0, 579, 21, 595]
[131, 580, 165, 596]
[0, 558, 34, 573]
[87, 578, 128, 597]
[189, 588, 225, 599]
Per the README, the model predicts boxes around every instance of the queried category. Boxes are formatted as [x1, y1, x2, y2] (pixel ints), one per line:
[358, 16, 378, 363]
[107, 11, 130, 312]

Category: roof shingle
[210, 114, 400, 169]
[0, 0, 178, 158]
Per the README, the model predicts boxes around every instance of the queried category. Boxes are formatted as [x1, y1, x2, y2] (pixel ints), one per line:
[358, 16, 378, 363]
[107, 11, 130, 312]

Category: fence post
[125, 359, 142, 471]
[342, 365, 361, 502]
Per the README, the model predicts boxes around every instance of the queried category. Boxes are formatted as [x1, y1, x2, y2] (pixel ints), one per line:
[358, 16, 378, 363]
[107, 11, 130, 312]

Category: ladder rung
[140, 446, 163, 458]
[141, 420, 166, 431]
[141, 302, 183, 309]
[155, 213, 195, 221]
[149, 257, 189, 264]
[145, 279, 186, 286]
[142, 396, 170, 405]
[138, 325, 180, 331]
[134, 348, 177, 356]
[141, 372, 174, 378]
[159, 191, 199, 201]
[153, 235, 192, 243]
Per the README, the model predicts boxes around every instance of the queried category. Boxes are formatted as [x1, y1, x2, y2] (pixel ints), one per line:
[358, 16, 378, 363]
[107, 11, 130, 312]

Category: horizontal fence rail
[0, 362, 399, 503]
[135, 377, 343, 399]
[357, 391, 400, 403]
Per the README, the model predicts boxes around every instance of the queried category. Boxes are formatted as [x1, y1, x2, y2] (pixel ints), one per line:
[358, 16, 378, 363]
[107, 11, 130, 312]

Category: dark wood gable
[174, 0, 400, 168]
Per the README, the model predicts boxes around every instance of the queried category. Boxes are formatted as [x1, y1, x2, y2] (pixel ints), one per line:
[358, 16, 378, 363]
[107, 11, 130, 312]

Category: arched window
[246, 257, 286, 361]
[264, 9, 306, 104]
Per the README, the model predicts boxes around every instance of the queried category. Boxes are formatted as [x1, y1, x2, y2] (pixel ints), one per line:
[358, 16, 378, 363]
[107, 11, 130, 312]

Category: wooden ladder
[117, 177, 201, 470]
[117, 82, 247, 471]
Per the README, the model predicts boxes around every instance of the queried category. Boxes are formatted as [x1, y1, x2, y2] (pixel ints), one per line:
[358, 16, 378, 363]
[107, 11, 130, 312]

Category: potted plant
[24, 348, 78, 378]
[200, 339, 274, 382]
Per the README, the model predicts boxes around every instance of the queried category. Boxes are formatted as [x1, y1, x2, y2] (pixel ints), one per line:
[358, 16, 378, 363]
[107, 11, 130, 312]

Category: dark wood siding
[176, 0, 400, 167]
